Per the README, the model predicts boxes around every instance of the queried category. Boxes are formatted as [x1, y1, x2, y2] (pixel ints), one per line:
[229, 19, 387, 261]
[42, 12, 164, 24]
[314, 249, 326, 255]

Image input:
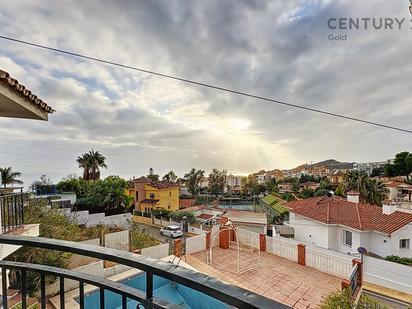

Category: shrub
[320, 288, 390, 309]
[169, 210, 196, 223]
[385, 255, 412, 266]
[129, 223, 160, 250]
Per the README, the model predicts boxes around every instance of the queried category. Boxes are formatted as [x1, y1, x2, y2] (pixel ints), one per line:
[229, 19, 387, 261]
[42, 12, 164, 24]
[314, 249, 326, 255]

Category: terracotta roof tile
[130, 177, 179, 189]
[197, 214, 214, 220]
[0, 69, 55, 113]
[287, 196, 412, 235]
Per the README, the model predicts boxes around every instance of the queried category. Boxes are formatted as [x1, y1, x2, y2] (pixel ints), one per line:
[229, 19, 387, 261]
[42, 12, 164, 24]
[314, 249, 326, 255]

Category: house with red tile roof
[286, 192, 412, 258]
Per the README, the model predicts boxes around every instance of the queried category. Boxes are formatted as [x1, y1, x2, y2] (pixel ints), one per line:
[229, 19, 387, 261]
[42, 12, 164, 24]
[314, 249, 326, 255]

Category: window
[169, 191, 171, 197]
[400, 239, 410, 249]
[343, 230, 352, 247]
[149, 193, 155, 199]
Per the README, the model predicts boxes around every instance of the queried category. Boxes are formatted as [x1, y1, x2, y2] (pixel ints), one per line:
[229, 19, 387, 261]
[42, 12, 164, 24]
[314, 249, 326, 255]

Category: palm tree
[0, 167, 23, 188]
[77, 150, 107, 180]
[366, 179, 387, 206]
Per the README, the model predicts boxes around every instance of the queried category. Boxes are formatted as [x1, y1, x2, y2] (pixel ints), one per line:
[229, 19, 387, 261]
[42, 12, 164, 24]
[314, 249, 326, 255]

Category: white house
[287, 192, 412, 258]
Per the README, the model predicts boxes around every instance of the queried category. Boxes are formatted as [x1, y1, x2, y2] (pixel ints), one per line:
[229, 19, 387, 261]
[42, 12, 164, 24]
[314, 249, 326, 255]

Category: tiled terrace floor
[186, 248, 341, 309]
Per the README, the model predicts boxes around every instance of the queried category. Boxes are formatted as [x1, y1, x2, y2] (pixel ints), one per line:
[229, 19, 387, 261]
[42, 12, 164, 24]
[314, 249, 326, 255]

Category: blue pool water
[82, 273, 230, 308]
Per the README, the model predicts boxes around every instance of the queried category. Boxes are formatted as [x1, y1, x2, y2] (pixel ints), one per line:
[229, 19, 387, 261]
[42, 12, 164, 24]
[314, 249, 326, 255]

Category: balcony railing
[0, 189, 25, 233]
[0, 235, 290, 309]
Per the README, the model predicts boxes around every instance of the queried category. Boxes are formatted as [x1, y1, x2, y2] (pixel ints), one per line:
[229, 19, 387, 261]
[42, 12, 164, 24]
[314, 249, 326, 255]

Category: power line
[0, 35, 411, 134]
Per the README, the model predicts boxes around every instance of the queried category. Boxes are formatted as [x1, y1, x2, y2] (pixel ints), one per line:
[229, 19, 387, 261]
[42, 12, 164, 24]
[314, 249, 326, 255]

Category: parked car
[160, 225, 183, 238]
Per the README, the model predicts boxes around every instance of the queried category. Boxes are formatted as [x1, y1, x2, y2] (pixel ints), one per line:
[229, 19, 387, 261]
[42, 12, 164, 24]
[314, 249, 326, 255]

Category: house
[128, 177, 179, 212]
[353, 161, 387, 175]
[287, 192, 412, 258]
[385, 181, 412, 204]
[220, 210, 268, 234]
[183, 205, 224, 224]
[225, 174, 243, 191]
[179, 198, 196, 209]
[299, 181, 320, 190]
[199, 177, 209, 189]
[328, 170, 346, 185]
[0, 69, 55, 292]
[0, 69, 55, 120]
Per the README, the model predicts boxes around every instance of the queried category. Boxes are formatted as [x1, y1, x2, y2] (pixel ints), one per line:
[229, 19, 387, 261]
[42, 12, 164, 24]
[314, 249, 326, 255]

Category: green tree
[0, 167, 23, 188]
[384, 151, 412, 182]
[77, 150, 107, 180]
[162, 170, 177, 183]
[343, 170, 387, 205]
[301, 188, 315, 199]
[74, 176, 132, 212]
[183, 168, 205, 196]
[31, 174, 52, 193]
[208, 169, 227, 197]
[147, 168, 160, 182]
[335, 184, 345, 197]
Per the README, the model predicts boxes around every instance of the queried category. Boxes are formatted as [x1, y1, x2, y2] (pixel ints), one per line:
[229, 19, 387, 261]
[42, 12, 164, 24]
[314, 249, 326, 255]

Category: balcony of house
[0, 187, 40, 259]
[0, 234, 287, 309]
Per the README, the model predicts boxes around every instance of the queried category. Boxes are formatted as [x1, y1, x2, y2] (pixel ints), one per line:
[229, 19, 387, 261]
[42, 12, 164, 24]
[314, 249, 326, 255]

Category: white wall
[290, 213, 329, 248]
[141, 243, 170, 259]
[186, 234, 206, 254]
[363, 255, 412, 294]
[60, 209, 132, 228]
[266, 235, 299, 262]
[389, 224, 412, 258]
[306, 246, 353, 279]
[105, 230, 129, 251]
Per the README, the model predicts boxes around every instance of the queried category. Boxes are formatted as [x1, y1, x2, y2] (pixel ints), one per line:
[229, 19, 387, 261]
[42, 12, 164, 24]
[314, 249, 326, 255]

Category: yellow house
[128, 177, 179, 212]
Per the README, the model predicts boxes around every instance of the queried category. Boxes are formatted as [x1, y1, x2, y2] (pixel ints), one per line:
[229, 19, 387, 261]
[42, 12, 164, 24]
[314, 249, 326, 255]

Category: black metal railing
[0, 190, 25, 233]
[0, 235, 290, 309]
[349, 263, 360, 295]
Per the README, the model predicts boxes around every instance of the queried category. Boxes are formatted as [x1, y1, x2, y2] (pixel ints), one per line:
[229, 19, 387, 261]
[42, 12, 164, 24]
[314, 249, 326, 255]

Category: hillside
[294, 159, 353, 171]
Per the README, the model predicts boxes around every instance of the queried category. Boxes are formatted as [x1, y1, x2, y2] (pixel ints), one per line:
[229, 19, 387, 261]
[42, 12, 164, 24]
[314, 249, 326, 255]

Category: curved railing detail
[0, 235, 289, 309]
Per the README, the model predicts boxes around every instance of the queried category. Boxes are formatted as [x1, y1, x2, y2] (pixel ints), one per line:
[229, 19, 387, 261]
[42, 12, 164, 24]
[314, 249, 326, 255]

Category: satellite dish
[357, 247, 367, 255]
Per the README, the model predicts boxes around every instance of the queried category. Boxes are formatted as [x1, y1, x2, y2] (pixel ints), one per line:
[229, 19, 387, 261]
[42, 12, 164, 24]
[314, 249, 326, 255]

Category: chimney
[382, 200, 399, 215]
[347, 191, 360, 204]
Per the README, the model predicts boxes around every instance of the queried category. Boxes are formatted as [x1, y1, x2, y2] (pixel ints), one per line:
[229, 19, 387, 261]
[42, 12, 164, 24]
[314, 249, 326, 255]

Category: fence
[363, 255, 412, 294]
[186, 234, 206, 254]
[105, 230, 129, 251]
[60, 209, 132, 228]
[266, 235, 299, 262]
[68, 238, 100, 268]
[306, 246, 353, 279]
[141, 243, 170, 259]
[46, 261, 132, 295]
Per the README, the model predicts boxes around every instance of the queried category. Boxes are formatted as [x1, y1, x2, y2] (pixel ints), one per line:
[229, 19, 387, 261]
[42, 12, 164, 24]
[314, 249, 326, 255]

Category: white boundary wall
[186, 234, 206, 254]
[46, 261, 131, 295]
[105, 230, 129, 251]
[266, 236, 299, 262]
[60, 209, 132, 228]
[141, 243, 170, 259]
[363, 255, 412, 294]
[306, 246, 353, 278]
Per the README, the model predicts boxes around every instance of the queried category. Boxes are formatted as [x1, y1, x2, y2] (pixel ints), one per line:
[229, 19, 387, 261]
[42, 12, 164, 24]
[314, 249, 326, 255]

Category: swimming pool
[82, 273, 230, 308]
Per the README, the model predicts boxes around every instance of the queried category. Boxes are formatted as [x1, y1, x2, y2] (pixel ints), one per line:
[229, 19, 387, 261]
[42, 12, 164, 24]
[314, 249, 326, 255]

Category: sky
[0, 0, 411, 187]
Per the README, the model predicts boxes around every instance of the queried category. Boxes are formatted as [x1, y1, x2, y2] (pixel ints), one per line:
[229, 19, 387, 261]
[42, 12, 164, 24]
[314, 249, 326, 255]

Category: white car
[160, 225, 183, 238]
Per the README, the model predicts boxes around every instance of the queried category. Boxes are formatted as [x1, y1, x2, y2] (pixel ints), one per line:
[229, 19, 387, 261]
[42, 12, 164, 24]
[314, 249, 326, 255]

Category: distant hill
[295, 159, 353, 171]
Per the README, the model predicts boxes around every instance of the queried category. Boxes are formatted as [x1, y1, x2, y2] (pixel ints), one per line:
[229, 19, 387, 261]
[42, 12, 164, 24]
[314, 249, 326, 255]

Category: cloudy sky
[0, 0, 411, 186]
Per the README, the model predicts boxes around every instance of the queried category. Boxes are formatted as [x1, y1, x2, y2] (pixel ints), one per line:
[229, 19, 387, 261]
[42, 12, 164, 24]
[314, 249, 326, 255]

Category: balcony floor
[186, 248, 341, 309]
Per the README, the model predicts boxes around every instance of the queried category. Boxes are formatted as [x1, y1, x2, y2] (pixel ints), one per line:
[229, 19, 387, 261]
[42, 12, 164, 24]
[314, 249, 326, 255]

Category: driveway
[133, 222, 190, 244]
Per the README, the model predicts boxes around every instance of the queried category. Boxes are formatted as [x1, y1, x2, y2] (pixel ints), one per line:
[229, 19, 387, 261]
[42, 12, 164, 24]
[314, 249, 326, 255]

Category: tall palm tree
[77, 150, 107, 180]
[0, 167, 23, 188]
